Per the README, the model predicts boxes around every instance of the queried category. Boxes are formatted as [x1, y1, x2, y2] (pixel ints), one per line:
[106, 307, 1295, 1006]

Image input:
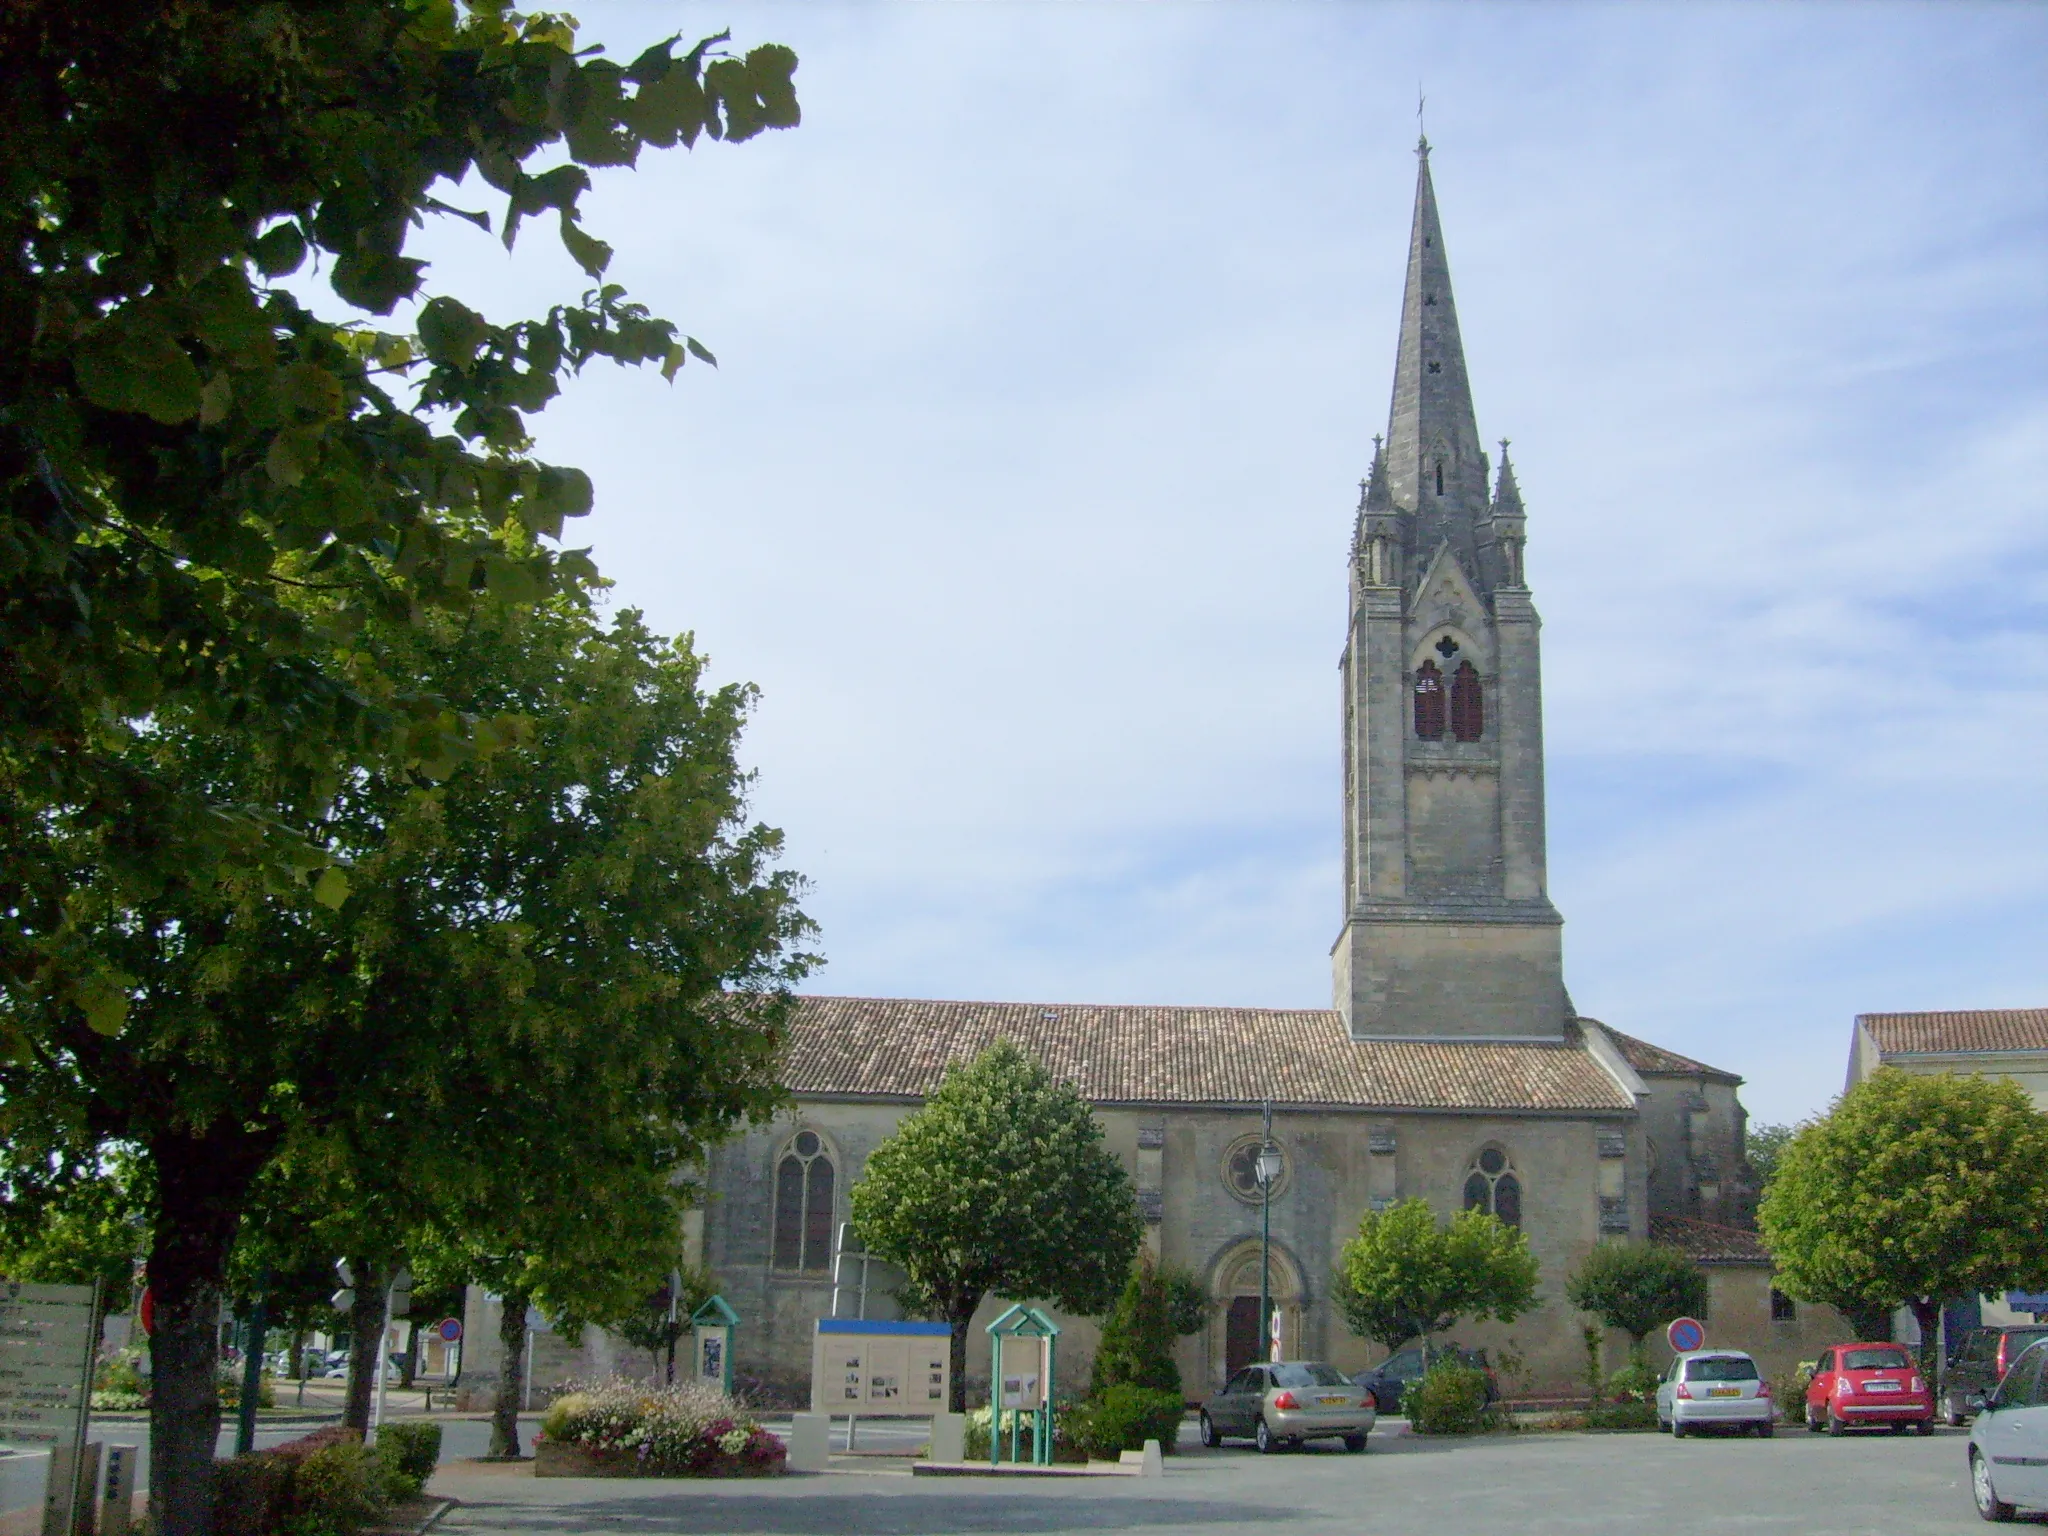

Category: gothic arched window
[1462, 1145, 1522, 1229]
[1413, 661, 1446, 740]
[1450, 661, 1484, 742]
[772, 1130, 836, 1271]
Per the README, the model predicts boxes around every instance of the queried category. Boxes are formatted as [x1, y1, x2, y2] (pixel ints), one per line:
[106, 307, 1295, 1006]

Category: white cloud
[395, 1, 2046, 1124]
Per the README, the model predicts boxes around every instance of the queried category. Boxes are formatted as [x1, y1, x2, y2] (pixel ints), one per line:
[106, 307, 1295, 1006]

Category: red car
[1804, 1342, 1934, 1435]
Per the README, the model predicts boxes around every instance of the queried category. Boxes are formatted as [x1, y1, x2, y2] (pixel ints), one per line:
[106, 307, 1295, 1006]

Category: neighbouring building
[459, 142, 1780, 1407]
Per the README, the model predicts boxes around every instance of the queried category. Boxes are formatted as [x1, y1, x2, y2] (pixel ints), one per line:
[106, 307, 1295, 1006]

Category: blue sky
[401, 1, 2046, 1125]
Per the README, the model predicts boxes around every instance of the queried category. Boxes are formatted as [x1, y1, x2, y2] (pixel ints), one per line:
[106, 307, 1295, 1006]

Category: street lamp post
[1254, 1101, 1283, 1363]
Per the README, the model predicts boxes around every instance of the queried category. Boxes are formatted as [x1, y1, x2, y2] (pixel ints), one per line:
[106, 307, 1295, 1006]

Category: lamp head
[1256, 1144, 1283, 1188]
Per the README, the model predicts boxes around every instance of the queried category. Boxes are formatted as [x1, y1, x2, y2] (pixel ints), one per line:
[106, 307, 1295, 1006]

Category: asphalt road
[425, 1420, 2034, 1536]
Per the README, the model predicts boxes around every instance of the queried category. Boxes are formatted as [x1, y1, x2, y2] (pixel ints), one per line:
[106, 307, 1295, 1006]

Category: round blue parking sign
[1666, 1316, 1705, 1353]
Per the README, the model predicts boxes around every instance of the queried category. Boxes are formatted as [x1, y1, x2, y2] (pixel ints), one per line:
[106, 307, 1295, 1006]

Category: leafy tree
[1564, 1241, 1709, 1364]
[0, 4, 801, 1059]
[608, 1263, 717, 1384]
[1744, 1122, 1799, 1194]
[0, 1147, 148, 1304]
[1760, 1069, 2048, 1350]
[1090, 1251, 1182, 1399]
[1334, 1198, 1540, 1361]
[0, 595, 810, 1523]
[849, 1040, 1142, 1411]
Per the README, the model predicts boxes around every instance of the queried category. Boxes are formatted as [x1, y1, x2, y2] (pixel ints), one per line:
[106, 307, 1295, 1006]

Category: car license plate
[1707, 1387, 1740, 1398]
[1867, 1381, 1901, 1392]
[1319, 1395, 1348, 1406]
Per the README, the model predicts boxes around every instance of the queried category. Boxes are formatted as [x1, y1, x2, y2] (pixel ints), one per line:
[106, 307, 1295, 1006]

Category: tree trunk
[947, 1293, 982, 1415]
[1842, 1300, 1893, 1343]
[342, 1257, 389, 1433]
[145, 1124, 268, 1536]
[491, 1286, 531, 1457]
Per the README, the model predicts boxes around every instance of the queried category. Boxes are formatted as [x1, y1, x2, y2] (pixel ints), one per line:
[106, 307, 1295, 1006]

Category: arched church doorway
[1206, 1239, 1306, 1386]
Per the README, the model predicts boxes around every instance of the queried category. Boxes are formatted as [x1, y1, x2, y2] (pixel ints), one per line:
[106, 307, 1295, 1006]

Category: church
[466, 144, 1793, 1404]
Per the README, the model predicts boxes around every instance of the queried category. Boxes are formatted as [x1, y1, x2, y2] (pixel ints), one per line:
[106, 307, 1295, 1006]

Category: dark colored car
[1351, 1346, 1499, 1415]
[1947, 1326, 2048, 1427]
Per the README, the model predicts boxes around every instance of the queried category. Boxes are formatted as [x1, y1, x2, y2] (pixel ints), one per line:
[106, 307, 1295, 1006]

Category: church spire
[1383, 140, 1487, 582]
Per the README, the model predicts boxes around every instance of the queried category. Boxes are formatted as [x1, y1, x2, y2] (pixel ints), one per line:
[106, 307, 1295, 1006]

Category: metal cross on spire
[1416, 84, 1428, 153]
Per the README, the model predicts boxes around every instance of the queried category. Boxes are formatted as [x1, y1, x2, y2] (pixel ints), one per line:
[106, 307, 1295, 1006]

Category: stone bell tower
[1332, 140, 1568, 1042]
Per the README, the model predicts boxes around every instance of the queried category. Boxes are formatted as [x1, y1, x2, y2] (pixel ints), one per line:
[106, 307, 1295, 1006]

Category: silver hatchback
[1200, 1361, 1376, 1453]
[1656, 1348, 1776, 1437]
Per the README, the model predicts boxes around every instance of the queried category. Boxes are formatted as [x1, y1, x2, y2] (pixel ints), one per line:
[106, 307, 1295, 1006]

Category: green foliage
[1090, 1252, 1182, 1399]
[1564, 1242, 1709, 1349]
[1581, 1322, 1604, 1407]
[1759, 1069, 2048, 1327]
[0, 1148, 147, 1302]
[1582, 1400, 1659, 1431]
[1070, 1385, 1184, 1458]
[1744, 1122, 1800, 1193]
[213, 1427, 383, 1536]
[1333, 1198, 1540, 1353]
[1604, 1359, 1662, 1404]
[374, 1422, 442, 1496]
[962, 1406, 1088, 1464]
[1407, 1360, 1490, 1435]
[0, 6, 803, 1043]
[539, 1378, 782, 1475]
[606, 1262, 717, 1373]
[1158, 1262, 1208, 1339]
[849, 1041, 1142, 1408]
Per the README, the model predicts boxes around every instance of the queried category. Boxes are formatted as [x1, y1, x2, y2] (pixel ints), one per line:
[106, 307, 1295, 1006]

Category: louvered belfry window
[1450, 661, 1484, 742]
[1413, 661, 1446, 740]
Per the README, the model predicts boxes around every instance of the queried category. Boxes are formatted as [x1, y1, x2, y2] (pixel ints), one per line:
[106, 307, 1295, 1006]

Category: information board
[0, 1279, 100, 1536]
[809, 1319, 951, 1416]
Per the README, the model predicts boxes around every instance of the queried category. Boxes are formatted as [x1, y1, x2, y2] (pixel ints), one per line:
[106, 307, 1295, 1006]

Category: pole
[369, 1278, 394, 1444]
[236, 1276, 269, 1456]
[1258, 1099, 1273, 1363]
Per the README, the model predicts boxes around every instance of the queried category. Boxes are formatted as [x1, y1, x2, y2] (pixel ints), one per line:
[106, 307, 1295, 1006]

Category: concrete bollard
[786, 1412, 831, 1473]
[928, 1411, 966, 1463]
[1140, 1437, 1164, 1478]
[100, 1445, 139, 1536]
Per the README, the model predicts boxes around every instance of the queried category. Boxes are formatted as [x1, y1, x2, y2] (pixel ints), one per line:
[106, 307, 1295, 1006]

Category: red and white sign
[1666, 1316, 1706, 1353]
[436, 1317, 462, 1343]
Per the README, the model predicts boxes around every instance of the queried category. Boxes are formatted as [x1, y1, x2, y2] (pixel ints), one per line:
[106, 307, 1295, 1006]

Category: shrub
[1090, 1253, 1181, 1399]
[962, 1406, 1087, 1463]
[1604, 1359, 1661, 1404]
[1072, 1384, 1182, 1458]
[372, 1421, 442, 1498]
[1407, 1360, 1489, 1435]
[213, 1427, 384, 1536]
[539, 1377, 783, 1476]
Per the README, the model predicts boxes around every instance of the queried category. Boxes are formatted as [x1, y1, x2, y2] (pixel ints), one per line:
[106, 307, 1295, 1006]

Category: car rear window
[1842, 1347, 1909, 1371]
[1272, 1363, 1352, 1388]
[1684, 1356, 1759, 1382]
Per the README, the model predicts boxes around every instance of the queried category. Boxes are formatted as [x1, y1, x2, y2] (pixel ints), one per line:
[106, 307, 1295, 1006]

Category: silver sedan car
[1200, 1360, 1376, 1453]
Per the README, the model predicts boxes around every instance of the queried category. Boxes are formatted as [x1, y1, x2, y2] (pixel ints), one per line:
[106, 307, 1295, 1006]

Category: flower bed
[536, 1378, 784, 1478]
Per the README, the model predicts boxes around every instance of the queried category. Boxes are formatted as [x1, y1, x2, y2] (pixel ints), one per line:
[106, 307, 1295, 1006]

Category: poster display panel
[809, 1319, 951, 1416]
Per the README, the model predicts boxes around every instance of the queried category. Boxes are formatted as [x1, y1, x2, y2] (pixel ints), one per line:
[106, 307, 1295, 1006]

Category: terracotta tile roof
[1589, 1021, 1742, 1084]
[1859, 1009, 2048, 1057]
[780, 995, 1635, 1113]
[1650, 1215, 1772, 1266]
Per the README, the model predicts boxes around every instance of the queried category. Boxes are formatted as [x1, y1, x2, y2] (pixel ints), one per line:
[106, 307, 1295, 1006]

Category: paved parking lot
[426, 1420, 2031, 1535]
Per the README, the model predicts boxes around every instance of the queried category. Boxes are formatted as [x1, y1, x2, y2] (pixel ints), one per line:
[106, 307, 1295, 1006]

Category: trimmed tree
[1091, 1251, 1182, 1399]
[1760, 1069, 2048, 1349]
[1334, 1198, 1540, 1362]
[1565, 1242, 1709, 1365]
[849, 1040, 1142, 1411]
